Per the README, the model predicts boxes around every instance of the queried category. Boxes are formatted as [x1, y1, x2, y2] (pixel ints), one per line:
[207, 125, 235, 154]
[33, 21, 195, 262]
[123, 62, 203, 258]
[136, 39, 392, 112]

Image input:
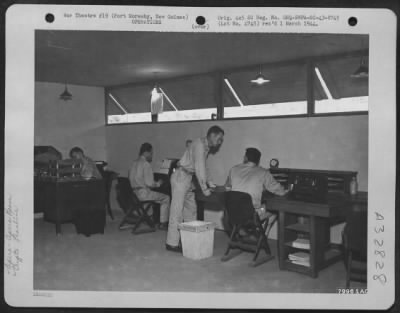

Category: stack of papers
[291, 238, 310, 249]
[288, 252, 310, 267]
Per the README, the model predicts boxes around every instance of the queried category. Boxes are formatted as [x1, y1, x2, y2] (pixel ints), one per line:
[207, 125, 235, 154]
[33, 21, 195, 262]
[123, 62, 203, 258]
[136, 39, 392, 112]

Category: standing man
[129, 143, 170, 230]
[185, 139, 192, 149]
[166, 126, 225, 252]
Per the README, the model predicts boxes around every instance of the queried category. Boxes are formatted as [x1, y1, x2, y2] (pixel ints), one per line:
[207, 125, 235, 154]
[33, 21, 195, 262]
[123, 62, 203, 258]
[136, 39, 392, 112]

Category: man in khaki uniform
[70, 147, 102, 180]
[166, 126, 225, 252]
[129, 143, 170, 229]
[225, 147, 288, 234]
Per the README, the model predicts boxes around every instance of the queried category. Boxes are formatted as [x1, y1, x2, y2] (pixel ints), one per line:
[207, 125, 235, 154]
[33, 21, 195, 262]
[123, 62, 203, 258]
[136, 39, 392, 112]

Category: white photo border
[4, 4, 397, 309]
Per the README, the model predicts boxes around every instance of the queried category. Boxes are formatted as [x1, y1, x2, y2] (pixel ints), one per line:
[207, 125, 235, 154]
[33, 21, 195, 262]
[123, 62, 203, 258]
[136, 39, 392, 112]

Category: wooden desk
[36, 177, 106, 234]
[195, 186, 226, 221]
[265, 192, 367, 278]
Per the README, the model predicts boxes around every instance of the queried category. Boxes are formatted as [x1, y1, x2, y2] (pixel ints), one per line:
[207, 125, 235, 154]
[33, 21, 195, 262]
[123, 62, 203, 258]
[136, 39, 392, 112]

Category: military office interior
[34, 30, 368, 292]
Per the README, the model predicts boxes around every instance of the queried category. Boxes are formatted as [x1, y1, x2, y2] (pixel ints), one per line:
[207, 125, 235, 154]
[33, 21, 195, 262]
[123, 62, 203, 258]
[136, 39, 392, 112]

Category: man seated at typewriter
[129, 143, 170, 230]
[69, 147, 102, 179]
[225, 147, 288, 234]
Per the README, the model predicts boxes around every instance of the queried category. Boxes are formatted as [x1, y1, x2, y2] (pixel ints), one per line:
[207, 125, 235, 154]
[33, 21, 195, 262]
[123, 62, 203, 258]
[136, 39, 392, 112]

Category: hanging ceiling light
[350, 58, 369, 78]
[250, 65, 270, 85]
[150, 83, 164, 115]
[59, 84, 72, 101]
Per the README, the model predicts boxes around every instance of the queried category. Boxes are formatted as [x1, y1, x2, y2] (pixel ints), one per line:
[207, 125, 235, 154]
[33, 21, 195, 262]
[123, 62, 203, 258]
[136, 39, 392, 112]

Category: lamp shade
[351, 58, 369, 78]
[59, 85, 72, 101]
[151, 87, 164, 114]
[250, 73, 270, 85]
[350, 64, 369, 78]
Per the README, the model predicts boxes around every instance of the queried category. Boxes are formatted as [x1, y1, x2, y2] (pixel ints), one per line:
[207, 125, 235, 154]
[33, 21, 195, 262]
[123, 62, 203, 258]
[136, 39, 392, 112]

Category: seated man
[70, 147, 102, 179]
[129, 143, 170, 230]
[225, 147, 288, 233]
[185, 139, 192, 149]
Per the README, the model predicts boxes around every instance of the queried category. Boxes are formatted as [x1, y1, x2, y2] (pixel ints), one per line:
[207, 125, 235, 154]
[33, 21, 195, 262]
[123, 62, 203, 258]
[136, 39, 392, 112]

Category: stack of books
[288, 252, 310, 267]
[291, 237, 310, 249]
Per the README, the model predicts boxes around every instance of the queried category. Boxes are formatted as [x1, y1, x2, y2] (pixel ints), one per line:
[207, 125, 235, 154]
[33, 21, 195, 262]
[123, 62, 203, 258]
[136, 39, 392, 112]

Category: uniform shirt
[81, 156, 102, 179]
[128, 155, 156, 189]
[178, 137, 210, 192]
[226, 162, 285, 209]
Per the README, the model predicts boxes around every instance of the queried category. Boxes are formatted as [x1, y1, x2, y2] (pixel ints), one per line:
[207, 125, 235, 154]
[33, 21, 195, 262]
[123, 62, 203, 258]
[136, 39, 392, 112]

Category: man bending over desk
[225, 148, 288, 231]
[129, 143, 170, 230]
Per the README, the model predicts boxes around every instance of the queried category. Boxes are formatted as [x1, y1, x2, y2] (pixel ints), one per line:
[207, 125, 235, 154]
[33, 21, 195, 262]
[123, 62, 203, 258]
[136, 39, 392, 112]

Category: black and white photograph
[33, 30, 370, 293]
[4, 5, 397, 310]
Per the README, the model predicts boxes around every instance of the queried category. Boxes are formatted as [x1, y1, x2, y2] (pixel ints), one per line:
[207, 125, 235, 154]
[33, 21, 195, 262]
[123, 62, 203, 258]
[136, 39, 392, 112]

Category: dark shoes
[158, 222, 168, 231]
[165, 244, 182, 253]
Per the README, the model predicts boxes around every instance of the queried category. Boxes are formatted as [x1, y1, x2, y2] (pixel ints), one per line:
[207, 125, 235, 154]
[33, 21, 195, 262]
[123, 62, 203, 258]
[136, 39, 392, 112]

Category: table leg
[222, 209, 232, 236]
[278, 211, 285, 270]
[56, 222, 61, 235]
[310, 216, 318, 278]
[106, 180, 114, 220]
[196, 200, 204, 221]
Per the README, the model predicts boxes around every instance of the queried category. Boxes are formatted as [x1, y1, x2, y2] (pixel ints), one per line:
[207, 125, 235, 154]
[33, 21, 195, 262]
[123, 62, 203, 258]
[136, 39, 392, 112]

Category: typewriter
[288, 173, 328, 203]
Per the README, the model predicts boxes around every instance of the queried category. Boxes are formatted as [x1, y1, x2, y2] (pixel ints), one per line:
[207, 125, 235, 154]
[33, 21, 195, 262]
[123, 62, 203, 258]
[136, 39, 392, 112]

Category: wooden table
[36, 177, 106, 234]
[265, 192, 367, 278]
[195, 186, 227, 222]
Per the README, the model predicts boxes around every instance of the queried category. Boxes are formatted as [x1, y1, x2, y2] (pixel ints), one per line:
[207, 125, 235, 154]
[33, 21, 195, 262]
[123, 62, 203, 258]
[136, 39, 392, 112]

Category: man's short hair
[139, 142, 153, 155]
[207, 125, 224, 137]
[246, 148, 261, 165]
[69, 147, 84, 158]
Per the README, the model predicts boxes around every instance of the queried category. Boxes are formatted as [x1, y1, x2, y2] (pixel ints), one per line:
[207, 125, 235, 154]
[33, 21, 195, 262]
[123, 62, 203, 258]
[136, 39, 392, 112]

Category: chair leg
[262, 233, 272, 256]
[131, 203, 156, 235]
[119, 206, 137, 230]
[345, 252, 352, 288]
[249, 230, 273, 267]
[221, 225, 242, 262]
[265, 215, 277, 238]
[106, 181, 114, 220]
[221, 225, 235, 260]
[252, 235, 263, 261]
[142, 203, 156, 228]
[261, 220, 272, 256]
[131, 215, 156, 234]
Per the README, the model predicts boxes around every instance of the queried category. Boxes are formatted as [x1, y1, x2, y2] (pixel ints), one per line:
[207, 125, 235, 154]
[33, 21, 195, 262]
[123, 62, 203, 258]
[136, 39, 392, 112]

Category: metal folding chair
[342, 210, 367, 288]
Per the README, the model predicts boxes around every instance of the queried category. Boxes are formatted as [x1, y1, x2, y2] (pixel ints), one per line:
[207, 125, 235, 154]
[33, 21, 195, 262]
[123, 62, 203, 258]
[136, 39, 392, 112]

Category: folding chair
[116, 177, 156, 234]
[342, 210, 367, 288]
[221, 191, 274, 267]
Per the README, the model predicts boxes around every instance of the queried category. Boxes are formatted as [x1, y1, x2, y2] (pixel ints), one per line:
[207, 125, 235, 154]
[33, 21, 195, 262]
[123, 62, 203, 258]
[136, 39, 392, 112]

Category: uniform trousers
[135, 188, 170, 223]
[166, 168, 197, 246]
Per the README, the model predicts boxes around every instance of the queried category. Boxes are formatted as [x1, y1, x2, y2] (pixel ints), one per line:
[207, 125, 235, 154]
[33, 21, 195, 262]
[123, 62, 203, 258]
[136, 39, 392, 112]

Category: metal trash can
[178, 221, 215, 260]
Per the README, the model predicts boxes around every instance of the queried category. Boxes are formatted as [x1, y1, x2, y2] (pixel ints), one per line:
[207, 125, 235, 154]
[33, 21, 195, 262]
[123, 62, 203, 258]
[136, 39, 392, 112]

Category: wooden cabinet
[278, 208, 340, 278]
[266, 190, 367, 278]
[36, 178, 106, 234]
[269, 168, 357, 194]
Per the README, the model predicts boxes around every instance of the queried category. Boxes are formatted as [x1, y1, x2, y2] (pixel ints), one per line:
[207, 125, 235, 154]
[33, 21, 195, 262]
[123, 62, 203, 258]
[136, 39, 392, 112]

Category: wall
[106, 115, 368, 189]
[35, 82, 106, 160]
[105, 115, 368, 239]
